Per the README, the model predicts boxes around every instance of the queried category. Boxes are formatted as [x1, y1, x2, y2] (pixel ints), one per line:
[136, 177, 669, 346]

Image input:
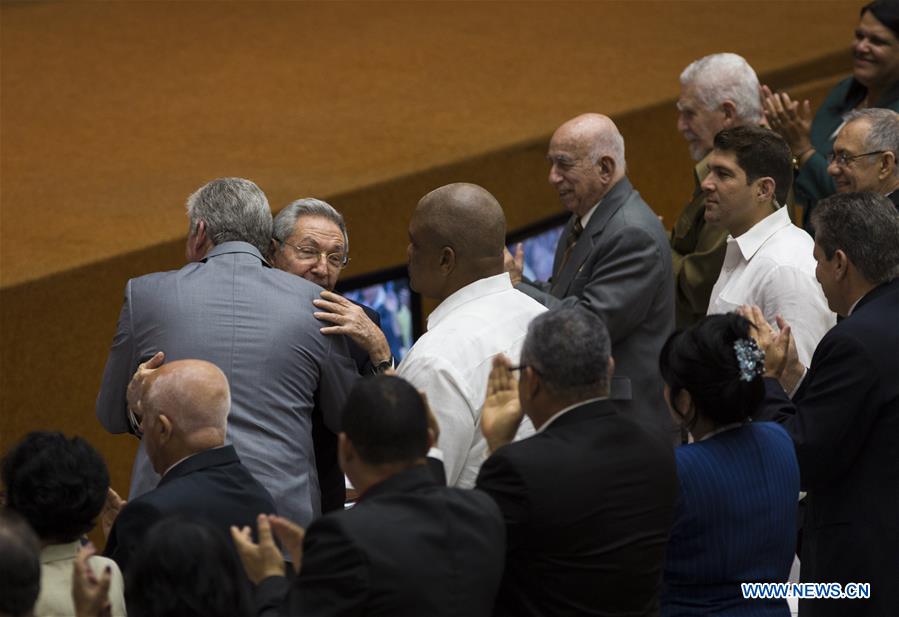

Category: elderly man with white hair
[671, 53, 765, 327]
[507, 113, 676, 443]
[827, 107, 899, 208]
[103, 359, 276, 575]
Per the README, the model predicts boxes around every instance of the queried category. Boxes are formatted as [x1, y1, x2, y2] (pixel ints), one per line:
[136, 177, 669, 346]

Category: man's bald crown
[416, 183, 507, 259]
[142, 360, 231, 436]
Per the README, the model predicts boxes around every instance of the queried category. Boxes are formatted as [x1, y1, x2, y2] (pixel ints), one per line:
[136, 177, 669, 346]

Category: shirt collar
[579, 201, 601, 229]
[731, 206, 791, 262]
[427, 273, 512, 330]
[41, 540, 81, 563]
[536, 396, 609, 433]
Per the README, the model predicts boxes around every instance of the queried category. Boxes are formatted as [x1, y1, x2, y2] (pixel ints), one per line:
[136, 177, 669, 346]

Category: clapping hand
[761, 85, 814, 157]
[480, 355, 524, 453]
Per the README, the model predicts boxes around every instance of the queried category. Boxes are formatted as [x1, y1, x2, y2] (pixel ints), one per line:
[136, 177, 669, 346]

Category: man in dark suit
[104, 359, 276, 575]
[508, 113, 676, 442]
[270, 198, 394, 511]
[231, 375, 505, 617]
[97, 178, 358, 528]
[826, 108, 899, 209]
[476, 308, 678, 617]
[746, 192, 899, 617]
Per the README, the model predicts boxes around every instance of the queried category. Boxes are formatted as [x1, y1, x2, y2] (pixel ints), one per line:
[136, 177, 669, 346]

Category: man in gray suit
[96, 177, 358, 527]
[507, 113, 676, 442]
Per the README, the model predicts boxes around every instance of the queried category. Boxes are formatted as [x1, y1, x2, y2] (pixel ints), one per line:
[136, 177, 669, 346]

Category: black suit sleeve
[757, 333, 881, 492]
[104, 500, 163, 574]
[475, 450, 530, 552]
[255, 516, 369, 617]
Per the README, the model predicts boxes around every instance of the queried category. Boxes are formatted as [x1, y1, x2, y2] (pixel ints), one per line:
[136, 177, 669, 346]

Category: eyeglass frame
[826, 149, 890, 167]
[277, 239, 350, 270]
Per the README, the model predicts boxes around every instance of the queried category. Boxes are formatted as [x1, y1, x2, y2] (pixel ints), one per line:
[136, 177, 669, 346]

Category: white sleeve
[760, 266, 836, 367]
[398, 355, 476, 487]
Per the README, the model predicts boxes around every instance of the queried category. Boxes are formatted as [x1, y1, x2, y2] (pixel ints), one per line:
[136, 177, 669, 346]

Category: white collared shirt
[397, 273, 547, 488]
[580, 201, 601, 228]
[707, 207, 835, 367]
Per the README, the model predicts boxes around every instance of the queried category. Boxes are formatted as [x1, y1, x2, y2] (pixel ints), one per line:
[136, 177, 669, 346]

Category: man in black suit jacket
[231, 375, 505, 617]
[104, 358, 276, 575]
[507, 113, 676, 443]
[476, 308, 677, 617]
[746, 192, 899, 617]
[270, 198, 395, 511]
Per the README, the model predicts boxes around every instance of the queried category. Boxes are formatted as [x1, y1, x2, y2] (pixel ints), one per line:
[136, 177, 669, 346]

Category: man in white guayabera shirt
[703, 126, 835, 367]
[398, 182, 547, 488]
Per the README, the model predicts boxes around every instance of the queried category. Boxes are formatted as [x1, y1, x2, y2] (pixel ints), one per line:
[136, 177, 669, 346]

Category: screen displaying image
[343, 278, 415, 362]
[508, 223, 565, 283]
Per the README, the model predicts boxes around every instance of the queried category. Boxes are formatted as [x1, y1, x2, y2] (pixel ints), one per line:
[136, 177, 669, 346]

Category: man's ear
[598, 155, 616, 183]
[832, 249, 850, 281]
[721, 100, 738, 127]
[522, 366, 541, 401]
[156, 414, 174, 445]
[439, 246, 456, 275]
[186, 220, 209, 262]
[878, 151, 897, 180]
[756, 177, 776, 203]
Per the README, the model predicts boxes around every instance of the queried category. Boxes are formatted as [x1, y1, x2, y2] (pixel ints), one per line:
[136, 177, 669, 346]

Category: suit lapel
[550, 177, 635, 298]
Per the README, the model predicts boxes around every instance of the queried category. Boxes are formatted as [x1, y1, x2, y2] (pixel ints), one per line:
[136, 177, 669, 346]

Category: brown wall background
[1, 1, 859, 542]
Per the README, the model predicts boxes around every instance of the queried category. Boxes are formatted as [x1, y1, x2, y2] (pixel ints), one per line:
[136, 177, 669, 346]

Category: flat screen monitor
[506, 213, 569, 283]
[337, 267, 421, 363]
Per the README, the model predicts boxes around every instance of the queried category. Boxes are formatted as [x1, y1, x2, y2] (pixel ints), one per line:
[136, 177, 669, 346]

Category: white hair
[680, 53, 762, 124]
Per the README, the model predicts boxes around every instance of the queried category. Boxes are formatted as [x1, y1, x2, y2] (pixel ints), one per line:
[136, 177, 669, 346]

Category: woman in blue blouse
[659, 314, 799, 617]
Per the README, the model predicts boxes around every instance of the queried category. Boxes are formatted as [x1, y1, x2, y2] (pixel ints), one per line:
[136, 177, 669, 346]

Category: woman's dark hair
[659, 313, 765, 429]
[2, 431, 109, 542]
[125, 517, 252, 617]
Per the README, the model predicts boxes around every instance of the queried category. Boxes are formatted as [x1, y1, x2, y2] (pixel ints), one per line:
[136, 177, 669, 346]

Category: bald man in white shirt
[398, 183, 547, 488]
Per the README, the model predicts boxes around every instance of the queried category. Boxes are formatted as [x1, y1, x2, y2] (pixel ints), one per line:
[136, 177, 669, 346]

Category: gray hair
[272, 197, 349, 255]
[812, 192, 899, 284]
[844, 108, 899, 176]
[185, 177, 272, 256]
[680, 53, 762, 124]
[519, 308, 611, 399]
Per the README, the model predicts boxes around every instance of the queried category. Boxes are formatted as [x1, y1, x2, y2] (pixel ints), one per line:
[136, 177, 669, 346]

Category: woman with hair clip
[658, 313, 799, 617]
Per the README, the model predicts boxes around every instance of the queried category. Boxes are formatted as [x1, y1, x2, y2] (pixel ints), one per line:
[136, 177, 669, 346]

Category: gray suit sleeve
[96, 280, 136, 434]
[517, 226, 663, 345]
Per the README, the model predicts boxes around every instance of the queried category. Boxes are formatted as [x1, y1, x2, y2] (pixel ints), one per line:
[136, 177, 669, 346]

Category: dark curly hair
[2, 431, 109, 542]
[126, 517, 252, 617]
[659, 314, 765, 430]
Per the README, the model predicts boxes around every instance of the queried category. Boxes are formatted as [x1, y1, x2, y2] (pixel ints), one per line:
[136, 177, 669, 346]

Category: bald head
[548, 114, 627, 216]
[417, 183, 507, 257]
[142, 360, 230, 439]
[407, 183, 507, 299]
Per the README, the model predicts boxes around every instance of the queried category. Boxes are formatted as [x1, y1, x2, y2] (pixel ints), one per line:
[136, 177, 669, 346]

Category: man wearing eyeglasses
[270, 198, 393, 512]
[827, 108, 899, 208]
[270, 198, 392, 373]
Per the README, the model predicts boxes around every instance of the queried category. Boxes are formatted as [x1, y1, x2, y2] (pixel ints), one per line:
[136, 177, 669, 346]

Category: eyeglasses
[508, 364, 540, 375]
[279, 240, 349, 269]
[827, 150, 889, 167]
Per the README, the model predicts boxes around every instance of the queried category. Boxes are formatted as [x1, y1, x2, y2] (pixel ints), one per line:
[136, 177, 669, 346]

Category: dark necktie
[557, 218, 584, 273]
